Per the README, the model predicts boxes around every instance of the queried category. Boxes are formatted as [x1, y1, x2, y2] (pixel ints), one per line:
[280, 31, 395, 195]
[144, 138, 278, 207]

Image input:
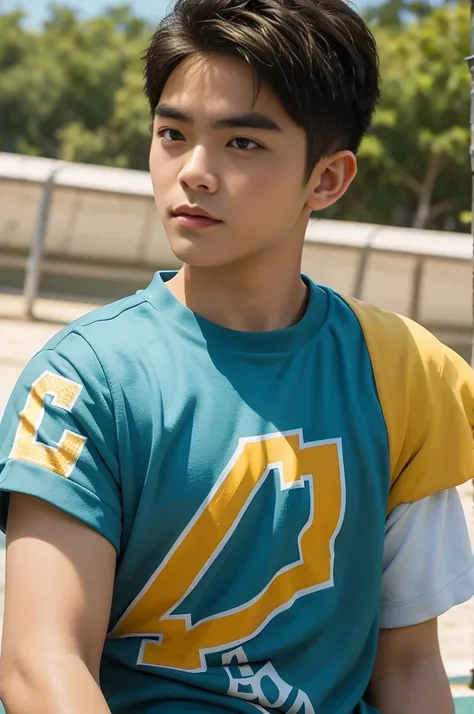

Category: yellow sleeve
[343, 296, 474, 514]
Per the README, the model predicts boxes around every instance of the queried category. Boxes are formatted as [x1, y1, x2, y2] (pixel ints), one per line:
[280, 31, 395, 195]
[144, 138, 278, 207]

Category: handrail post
[23, 165, 61, 319]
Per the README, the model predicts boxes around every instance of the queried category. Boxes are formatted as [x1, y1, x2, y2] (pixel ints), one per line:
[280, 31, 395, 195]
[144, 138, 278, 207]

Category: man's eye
[158, 128, 185, 143]
[228, 137, 262, 151]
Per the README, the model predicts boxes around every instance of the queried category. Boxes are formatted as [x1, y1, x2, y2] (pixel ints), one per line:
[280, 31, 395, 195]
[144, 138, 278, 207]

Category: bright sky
[1, 0, 172, 27]
[1, 0, 368, 26]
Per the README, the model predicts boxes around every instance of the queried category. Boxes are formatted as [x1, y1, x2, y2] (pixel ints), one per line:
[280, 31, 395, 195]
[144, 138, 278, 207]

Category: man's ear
[305, 151, 358, 212]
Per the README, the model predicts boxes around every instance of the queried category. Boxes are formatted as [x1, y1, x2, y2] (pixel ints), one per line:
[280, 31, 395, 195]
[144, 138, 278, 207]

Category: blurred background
[0, 0, 473, 704]
[0, 0, 470, 230]
[0, 0, 471, 345]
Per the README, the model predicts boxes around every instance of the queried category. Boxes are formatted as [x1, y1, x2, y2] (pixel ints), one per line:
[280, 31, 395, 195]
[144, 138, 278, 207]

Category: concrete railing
[0, 152, 472, 359]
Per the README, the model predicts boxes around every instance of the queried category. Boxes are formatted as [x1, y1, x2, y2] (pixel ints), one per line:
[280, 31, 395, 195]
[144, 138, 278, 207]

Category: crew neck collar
[141, 271, 330, 355]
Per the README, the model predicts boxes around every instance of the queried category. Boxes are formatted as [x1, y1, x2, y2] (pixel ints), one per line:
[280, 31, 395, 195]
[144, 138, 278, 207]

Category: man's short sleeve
[344, 297, 474, 513]
[381, 488, 474, 628]
[0, 331, 122, 551]
[389, 336, 474, 512]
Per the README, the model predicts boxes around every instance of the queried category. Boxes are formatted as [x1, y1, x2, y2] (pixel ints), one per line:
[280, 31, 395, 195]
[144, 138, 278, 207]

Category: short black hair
[144, 0, 380, 178]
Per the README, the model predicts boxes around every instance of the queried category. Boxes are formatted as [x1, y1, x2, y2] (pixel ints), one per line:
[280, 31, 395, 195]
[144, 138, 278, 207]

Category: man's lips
[172, 205, 221, 220]
[174, 214, 222, 228]
[171, 206, 223, 228]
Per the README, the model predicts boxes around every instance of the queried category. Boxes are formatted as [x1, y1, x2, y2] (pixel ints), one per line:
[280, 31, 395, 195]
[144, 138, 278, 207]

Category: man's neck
[166, 254, 308, 333]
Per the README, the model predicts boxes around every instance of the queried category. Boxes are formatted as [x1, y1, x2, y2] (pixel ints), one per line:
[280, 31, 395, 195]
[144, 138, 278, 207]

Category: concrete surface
[0, 291, 472, 678]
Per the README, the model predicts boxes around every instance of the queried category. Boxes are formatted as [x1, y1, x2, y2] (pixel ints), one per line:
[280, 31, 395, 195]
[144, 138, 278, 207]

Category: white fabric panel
[381, 488, 474, 628]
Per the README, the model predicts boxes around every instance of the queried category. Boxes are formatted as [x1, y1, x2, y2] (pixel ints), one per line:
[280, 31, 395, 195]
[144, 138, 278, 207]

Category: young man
[0, 0, 473, 712]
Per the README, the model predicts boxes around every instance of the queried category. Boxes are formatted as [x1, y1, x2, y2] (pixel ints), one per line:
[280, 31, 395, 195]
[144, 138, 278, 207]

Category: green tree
[364, 0, 436, 28]
[0, 4, 152, 168]
[325, 3, 470, 231]
[0, 2, 470, 231]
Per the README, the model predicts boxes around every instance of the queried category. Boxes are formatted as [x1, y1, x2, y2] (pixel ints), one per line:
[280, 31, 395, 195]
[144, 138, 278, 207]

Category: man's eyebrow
[213, 113, 281, 132]
[155, 104, 192, 122]
[155, 104, 281, 132]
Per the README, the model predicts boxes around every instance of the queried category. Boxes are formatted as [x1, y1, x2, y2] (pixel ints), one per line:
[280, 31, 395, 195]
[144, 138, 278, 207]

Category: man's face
[149, 53, 316, 268]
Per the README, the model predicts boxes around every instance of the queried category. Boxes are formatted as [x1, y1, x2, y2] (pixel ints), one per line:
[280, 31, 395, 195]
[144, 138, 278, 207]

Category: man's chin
[168, 236, 237, 269]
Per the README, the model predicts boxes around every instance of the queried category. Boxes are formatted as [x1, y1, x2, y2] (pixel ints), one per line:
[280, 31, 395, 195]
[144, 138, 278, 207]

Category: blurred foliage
[0, 1, 470, 231]
[0, 5, 151, 169]
[323, 1, 470, 230]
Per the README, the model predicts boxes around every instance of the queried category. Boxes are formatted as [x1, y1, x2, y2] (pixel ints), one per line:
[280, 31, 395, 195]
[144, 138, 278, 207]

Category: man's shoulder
[44, 292, 149, 353]
[340, 295, 447, 375]
[338, 296, 474, 509]
[341, 295, 474, 410]
[340, 294, 473, 433]
[17, 291, 166, 410]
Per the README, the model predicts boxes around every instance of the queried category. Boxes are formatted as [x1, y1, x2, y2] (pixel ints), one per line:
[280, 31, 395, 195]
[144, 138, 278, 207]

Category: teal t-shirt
[0, 272, 394, 713]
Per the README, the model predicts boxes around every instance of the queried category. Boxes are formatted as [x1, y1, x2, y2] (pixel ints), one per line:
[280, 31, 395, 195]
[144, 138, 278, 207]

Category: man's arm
[366, 619, 454, 714]
[0, 494, 116, 714]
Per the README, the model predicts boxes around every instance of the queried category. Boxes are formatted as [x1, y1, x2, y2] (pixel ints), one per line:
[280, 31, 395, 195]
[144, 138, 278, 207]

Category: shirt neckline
[140, 271, 331, 355]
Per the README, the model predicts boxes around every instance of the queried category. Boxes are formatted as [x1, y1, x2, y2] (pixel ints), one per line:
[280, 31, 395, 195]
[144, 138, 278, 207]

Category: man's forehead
[159, 53, 289, 125]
